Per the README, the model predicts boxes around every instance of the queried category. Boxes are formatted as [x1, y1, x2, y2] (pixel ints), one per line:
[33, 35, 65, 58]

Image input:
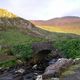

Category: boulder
[73, 58, 80, 64]
[42, 58, 73, 79]
[48, 59, 57, 65]
[15, 68, 25, 74]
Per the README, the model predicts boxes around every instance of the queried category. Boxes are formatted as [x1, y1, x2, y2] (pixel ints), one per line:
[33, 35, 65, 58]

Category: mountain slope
[0, 9, 47, 37]
[0, 9, 80, 41]
[31, 16, 80, 35]
[0, 9, 47, 64]
[0, 9, 80, 67]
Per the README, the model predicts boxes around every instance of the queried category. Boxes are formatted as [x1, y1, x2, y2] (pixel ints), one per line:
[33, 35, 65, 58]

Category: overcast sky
[0, 0, 80, 20]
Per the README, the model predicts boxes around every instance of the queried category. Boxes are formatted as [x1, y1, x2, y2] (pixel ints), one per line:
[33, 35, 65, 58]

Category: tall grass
[54, 39, 80, 58]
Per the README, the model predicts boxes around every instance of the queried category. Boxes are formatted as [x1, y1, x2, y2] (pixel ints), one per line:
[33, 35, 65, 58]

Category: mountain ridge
[0, 8, 45, 37]
[31, 16, 80, 26]
[0, 8, 80, 40]
[31, 16, 80, 35]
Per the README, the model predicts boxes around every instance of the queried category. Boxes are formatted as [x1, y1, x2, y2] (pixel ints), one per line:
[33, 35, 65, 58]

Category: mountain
[0, 9, 80, 80]
[31, 16, 80, 26]
[0, 9, 47, 62]
[31, 16, 80, 35]
[0, 9, 80, 64]
[0, 9, 45, 37]
[0, 9, 79, 42]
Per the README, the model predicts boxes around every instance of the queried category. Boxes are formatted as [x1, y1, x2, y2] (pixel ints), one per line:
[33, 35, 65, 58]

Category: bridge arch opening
[35, 49, 52, 62]
[38, 49, 51, 54]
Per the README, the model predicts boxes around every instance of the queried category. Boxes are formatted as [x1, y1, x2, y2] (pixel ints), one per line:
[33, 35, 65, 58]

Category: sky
[0, 0, 80, 20]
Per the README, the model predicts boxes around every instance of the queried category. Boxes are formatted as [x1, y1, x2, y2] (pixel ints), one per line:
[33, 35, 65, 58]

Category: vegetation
[61, 63, 80, 77]
[11, 44, 33, 60]
[54, 39, 80, 58]
[0, 9, 80, 68]
[0, 60, 16, 68]
[0, 29, 44, 45]
[35, 25, 80, 35]
[0, 28, 80, 67]
[0, 9, 16, 18]
[0, 29, 45, 67]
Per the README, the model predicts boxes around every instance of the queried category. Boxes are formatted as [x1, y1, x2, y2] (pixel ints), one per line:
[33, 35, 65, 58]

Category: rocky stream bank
[0, 47, 80, 80]
[0, 56, 80, 80]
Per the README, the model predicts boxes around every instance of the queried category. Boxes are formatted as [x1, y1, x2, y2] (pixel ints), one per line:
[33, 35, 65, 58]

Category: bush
[54, 39, 80, 58]
[11, 44, 33, 60]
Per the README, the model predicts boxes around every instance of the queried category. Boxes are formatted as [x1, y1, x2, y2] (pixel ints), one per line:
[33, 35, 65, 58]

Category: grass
[54, 38, 80, 58]
[61, 63, 80, 77]
[0, 25, 80, 67]
[0, 28, 45, 67]
[0, 29, 45, 45]
[36, 25, 80, 35]
[0, 60, 17, 68]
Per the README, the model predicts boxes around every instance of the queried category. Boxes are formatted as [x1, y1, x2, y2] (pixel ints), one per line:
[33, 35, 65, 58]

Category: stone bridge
[31, 42, 62, 64]
[32, 42, 54, 54]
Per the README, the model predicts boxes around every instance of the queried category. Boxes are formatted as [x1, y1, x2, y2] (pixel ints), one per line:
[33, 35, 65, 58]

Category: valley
[0, 9, 80, 80]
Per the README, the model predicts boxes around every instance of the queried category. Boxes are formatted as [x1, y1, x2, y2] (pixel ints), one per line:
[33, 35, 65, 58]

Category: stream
[0, 58, 50, 80]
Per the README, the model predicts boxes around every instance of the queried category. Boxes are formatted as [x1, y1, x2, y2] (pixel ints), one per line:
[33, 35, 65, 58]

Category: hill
[0, 9, 47, 65]
[0, 9, 79, 41]
[0, 9, 46, 37]
[0, 9, 80, 80]
[31, 16, 80, 35]
[0, 9, 80, 68]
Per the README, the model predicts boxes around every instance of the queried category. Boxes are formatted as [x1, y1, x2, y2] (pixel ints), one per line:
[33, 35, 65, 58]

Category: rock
[73, 58, 80, 64]
[61, 71, 80, 80]
[51, 78, 59, 80]
[0, 73, 13, 80]
[0, 72, 23, 80]
[42, 58, 73, 79]
[16, 60, 23, 64]
[60, 63, 80, 80]
[48, 59, 57, 65]
[15, 68, 25, 74]
[0, 68, 5, 75]
[36, 75, 42, 80]
[32, 64, 37, 70]
[51, 49, 64, 59]
[23, 73, 34, 80]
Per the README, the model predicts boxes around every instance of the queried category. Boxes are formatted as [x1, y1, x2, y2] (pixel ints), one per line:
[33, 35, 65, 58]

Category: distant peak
[0, 8, 17, 18]
[61, 16, 80, 19]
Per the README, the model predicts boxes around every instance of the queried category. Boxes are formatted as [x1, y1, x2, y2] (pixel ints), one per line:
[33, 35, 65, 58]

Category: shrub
[54, 39, 80, 58]
[11, 44, 33, 60]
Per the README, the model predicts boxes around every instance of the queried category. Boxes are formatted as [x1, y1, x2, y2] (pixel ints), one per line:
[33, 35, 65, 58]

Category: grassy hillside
[31, 16, 80, 35]
[0, 29, 45, 45]
[0, 9, 80, 67]
[0, 9, 46, 67]
[54, 38, 80, 59]
[35, 25, 80, 35]
[0, 9, 16, 18]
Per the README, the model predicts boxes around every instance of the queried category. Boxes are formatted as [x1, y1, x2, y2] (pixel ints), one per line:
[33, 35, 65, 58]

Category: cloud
[41, 0, 80, 19]
[0, 0, 80, 20]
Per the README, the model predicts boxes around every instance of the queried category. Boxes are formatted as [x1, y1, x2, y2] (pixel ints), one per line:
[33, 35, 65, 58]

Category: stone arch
[32, 41, 54, 54]
[30, 42, 54, 64]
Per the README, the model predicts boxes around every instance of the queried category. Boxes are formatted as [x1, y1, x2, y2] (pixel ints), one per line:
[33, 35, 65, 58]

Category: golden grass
[0, 9, 16, 18]
[36, 25, 80, 35]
